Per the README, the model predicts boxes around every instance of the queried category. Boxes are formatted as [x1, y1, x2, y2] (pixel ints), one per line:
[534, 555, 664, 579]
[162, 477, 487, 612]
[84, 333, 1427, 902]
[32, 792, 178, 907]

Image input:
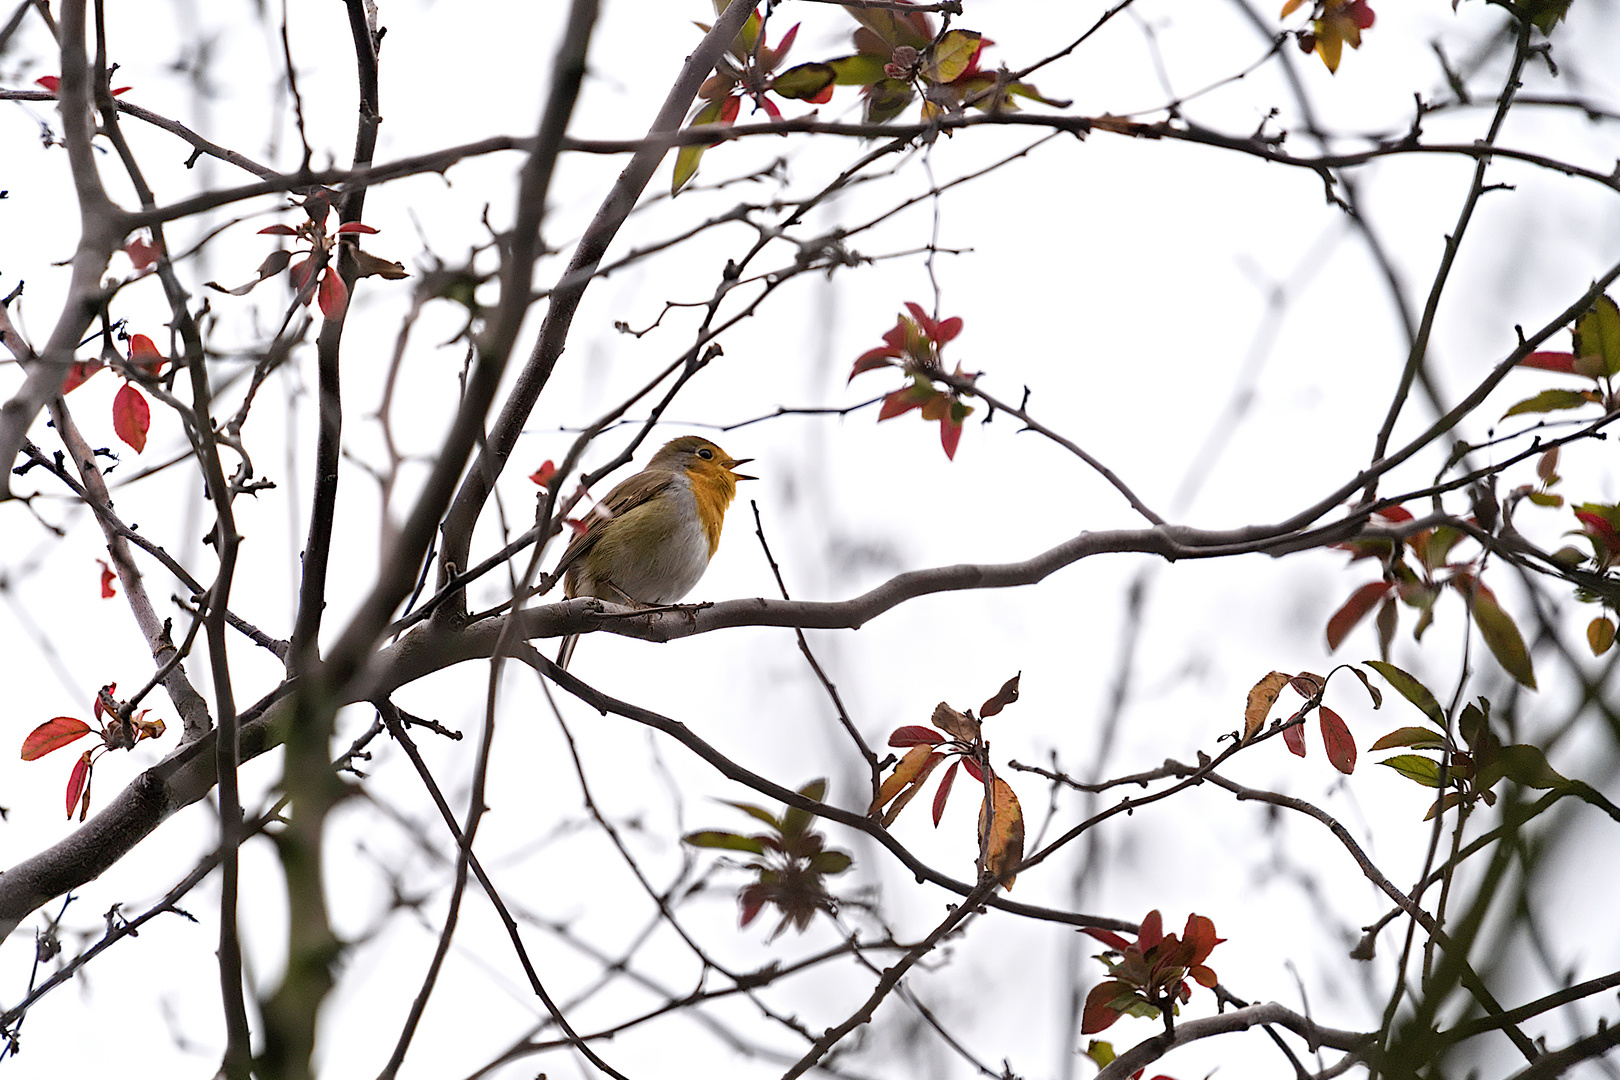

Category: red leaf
[1138, 910, 1163, 952]
[112, 383, 150, 453]
[939, 415, 963, 460]
[1376, 505, 1414, 523]
[528, 460, 558, 488]
[934, 316, 964, 344]
[1521, 351, 1577, 373]
[21, 717, 92, 760]
[850, 346, 899, 380]
[334, 221, 379, 234]
[127, 334, 165, 376]
[66, 752, 93, 819]
[289, 257, 316, 297]
[96, 558, 116, 598]
[739, 884, 766, 927]
[889, 725, 945, 747]
[903, 301, 936, 338]
[961, 756, 985, 782]
[932, 759, 959, 826]
[35, 76, 60, 94]
[1081, 926, 1132, 951]
[1320, 706, 1357, 774]
[258, 223, 299, 236]
[1576, 511, 1620, 551]
[60, 359, 101, 394]
[878, 386, 927, 421]
[1081, 981, 1129, 1035]
[317, 268, 349, 319]
[1325, 581, 1391, 651]
[1282, 717, 1307, 757]
[124, 235, 159, 270]
[1181, 913, 1225, 965]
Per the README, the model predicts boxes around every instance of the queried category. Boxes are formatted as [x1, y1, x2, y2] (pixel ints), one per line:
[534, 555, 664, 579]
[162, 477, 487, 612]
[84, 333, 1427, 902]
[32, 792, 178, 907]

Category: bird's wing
[551, 469, 680, 588]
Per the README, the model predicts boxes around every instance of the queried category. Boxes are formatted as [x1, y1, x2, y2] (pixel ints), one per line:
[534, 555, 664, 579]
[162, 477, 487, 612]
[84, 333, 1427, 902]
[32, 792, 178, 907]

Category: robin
[551, 435, 754, 668]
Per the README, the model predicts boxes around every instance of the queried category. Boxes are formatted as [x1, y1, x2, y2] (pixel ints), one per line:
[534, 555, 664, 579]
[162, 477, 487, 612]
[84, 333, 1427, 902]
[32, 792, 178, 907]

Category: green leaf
[827, 53, 888, 86]
[1365, 661, 1446, 728]
[720, 799, 780, 828]
[1083, 1041, 1116, 1068]
[1501, 389, 1595, 419]
[1468, 584, 1537, 689]
[1379, 754, 1444, 788]
[1369, 726, 1449, 752]
[1573, 293, 1620, 377]
[865, 78, 916, 123]
[1458, 700, 1491, 751]
[809, 850, 853, 874]
[1008, 79, 1072, 108]
[1524, 0, 1572, 34]
[771, 62, 836, 100]
[672, 98, 728, 194]
[683, 830, 768, 854]
[1489, 744, 1567, 791]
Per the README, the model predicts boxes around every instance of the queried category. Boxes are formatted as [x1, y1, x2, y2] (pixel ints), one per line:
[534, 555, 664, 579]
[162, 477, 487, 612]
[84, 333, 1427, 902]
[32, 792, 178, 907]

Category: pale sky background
[2, 0, 1619, 1077]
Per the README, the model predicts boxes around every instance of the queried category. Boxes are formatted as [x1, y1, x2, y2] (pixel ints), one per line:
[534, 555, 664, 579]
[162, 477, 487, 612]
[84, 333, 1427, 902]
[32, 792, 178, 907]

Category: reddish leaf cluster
[1081, 911, 1225, 1035]
[60, 333, 168, 454]
[1564, 500, 1620, 654]
[869, 675, 1023, 885]
[672, 1, 1066, 191]
[1243, 669, 1372, 774]
[673, 6, 836, 193]
[1326, 504, 1537, 689]
[21, 683, 166, 821]
[1279, 0, 1376, 73]
[1507, 293, 1620, 418]
[850, 302, 975, 459]
[683, 779, 853, 939]
[35, 75, 131, 96]
[205, 190, 406, 319]
[1367, 662, 1569, 819]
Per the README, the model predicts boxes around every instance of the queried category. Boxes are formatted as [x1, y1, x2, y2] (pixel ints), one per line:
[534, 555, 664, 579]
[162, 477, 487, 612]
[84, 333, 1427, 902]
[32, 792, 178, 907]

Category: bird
[551, 435, 754, 669]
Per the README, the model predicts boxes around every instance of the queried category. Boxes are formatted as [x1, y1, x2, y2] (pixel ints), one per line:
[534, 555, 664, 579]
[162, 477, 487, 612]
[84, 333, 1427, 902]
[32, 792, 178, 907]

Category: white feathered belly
[605, 481, 711, 603]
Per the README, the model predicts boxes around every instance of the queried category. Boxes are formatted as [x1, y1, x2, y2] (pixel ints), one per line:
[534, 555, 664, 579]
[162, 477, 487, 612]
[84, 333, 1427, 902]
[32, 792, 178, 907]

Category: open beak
[725, 457, 756, 481]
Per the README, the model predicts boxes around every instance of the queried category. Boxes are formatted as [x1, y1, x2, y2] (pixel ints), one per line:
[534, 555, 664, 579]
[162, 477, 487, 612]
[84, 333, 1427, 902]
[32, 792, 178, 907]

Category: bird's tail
[557, 632, 579, 671]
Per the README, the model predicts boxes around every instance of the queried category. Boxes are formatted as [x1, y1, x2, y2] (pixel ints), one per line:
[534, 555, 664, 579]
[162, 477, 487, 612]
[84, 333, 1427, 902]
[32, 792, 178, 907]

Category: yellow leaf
[978, 776, 1024, 887]
[1243, 671, 1292, 743]
[1279, 0, 1308, 15]
[1588, 616, 1615, 656]
[1314, 22, 1344, 72]
[871, 745, 944, 825]
[924, 30, 981, 84]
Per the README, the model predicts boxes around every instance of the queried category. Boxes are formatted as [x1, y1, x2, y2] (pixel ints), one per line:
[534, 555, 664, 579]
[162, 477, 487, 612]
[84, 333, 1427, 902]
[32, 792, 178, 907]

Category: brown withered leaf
[980, 673, 1021, 718]
[1243, 671, 1292, 743]
[932, 702, 980, 743]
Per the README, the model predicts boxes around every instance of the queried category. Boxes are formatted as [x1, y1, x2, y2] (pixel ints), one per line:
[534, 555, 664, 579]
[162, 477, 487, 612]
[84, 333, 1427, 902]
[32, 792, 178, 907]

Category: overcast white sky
[2, 0, 1619, 1077]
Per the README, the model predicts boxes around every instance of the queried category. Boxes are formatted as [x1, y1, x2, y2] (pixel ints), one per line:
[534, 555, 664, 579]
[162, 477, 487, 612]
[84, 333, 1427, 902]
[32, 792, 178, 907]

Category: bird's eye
[698, 448, 713, 459]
